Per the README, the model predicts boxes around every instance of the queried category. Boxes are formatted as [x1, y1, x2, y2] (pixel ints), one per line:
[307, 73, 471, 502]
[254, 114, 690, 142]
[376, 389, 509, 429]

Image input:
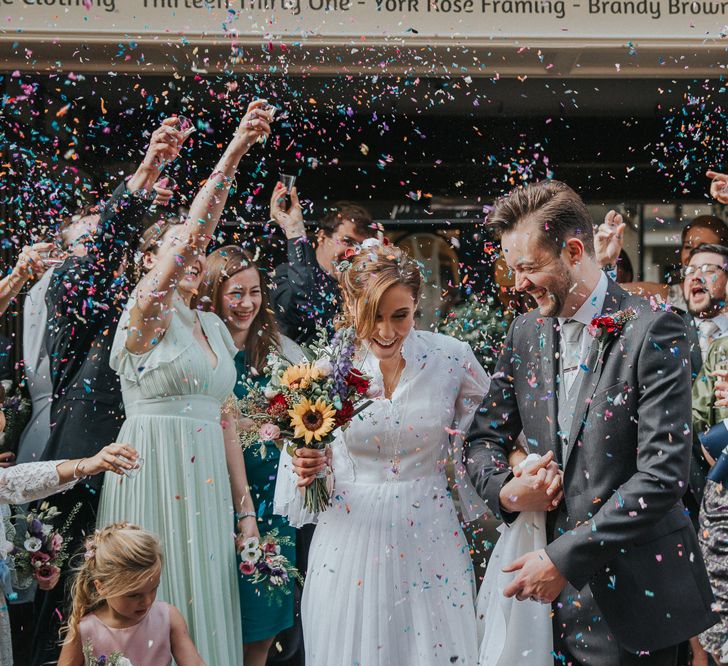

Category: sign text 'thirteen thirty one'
[4, 0, 728, 39]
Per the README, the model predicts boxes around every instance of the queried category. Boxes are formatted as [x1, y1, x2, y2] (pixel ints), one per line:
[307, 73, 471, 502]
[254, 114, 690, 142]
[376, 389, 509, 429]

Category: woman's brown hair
[193, 245, 280, 372]
[338, 242, 422, 342]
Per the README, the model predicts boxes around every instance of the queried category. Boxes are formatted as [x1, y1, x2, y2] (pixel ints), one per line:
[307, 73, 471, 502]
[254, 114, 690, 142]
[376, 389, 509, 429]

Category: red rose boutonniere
[587, 307, 638, 340]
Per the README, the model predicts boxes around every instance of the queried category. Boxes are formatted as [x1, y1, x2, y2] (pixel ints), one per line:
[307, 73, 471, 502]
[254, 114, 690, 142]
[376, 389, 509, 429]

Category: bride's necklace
[383, 355, 405, 399]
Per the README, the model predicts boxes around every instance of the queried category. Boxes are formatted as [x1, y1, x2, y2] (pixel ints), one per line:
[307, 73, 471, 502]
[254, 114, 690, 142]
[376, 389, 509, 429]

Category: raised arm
[126, 100, 273, 354]
[0, 242, 55, 317]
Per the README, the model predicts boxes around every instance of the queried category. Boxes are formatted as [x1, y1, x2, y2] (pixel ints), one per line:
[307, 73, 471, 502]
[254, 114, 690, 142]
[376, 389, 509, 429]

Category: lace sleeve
[0, 461, 78, 505]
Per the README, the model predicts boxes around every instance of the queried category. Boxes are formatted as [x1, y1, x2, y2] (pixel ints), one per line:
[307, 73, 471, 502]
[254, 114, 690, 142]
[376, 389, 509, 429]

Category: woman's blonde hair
[193, 245, 280, 372]
[338, 243, 422, 342]
[65, 523, 163, 643]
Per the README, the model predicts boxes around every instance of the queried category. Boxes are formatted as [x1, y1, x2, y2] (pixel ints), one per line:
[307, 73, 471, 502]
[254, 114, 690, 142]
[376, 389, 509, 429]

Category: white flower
[270, 575, 283, 586]
[263, 386, 280, 399]
[41, 524, 53, 536]
[241, 536, 260, 564]
[314, 358, 333, 376]
[116, 658, 134, 666]
[361, 238, 382, 249]
[24, 537, 42, 553]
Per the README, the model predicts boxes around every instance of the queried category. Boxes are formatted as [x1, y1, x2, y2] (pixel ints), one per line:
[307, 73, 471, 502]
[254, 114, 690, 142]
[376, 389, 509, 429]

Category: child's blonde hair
[66, 522, 163, 643]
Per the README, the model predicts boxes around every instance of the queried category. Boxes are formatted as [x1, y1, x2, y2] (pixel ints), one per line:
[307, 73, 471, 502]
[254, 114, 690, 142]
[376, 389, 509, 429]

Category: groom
[465, 180, 716, 664]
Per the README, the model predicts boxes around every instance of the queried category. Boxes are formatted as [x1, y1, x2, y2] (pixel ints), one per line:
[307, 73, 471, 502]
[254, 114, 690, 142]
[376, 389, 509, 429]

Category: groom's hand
[502, 548, 567, 604]
[499, 451, 563, 513]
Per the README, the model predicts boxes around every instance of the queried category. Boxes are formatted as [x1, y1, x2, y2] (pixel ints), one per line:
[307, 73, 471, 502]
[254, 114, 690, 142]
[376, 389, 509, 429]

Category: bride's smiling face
[365, 284, 417, 362]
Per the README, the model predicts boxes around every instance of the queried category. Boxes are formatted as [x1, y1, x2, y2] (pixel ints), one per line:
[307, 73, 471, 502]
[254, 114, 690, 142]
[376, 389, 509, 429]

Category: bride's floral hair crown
[336, 237, 422, 342]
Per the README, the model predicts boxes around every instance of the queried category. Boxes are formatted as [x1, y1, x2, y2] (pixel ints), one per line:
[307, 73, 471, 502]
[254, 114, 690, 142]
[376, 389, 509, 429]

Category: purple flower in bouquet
[330, 328, 356, 400]
[29, 519, 44, 538]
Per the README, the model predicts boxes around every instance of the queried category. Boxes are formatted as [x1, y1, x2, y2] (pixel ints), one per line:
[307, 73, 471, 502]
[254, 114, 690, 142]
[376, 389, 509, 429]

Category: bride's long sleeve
[0, 461, 78, 505]
[273, 446, 319, 528]
[450, 341, 492, 522]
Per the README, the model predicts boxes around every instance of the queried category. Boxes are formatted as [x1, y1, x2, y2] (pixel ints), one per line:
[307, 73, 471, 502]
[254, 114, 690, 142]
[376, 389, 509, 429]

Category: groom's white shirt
[557, 271, 608, 396]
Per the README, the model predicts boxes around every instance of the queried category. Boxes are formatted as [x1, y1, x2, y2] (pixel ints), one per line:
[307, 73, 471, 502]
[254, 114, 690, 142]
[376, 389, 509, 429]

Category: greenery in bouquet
[82, 641, 132, 666]
[237, 327, 378, 512]
[238, 529, 302, 605]
[439, 293, 513, 373]
[4, 501, 81, 590]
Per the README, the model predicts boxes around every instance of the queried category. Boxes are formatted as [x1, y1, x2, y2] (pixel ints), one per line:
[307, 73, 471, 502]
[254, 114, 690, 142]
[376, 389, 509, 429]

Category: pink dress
[79, 600, 172, 665]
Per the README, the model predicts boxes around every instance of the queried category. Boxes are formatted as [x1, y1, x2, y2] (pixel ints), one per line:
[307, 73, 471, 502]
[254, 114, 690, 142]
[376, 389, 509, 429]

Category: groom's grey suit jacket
[465, 279, 716, 653]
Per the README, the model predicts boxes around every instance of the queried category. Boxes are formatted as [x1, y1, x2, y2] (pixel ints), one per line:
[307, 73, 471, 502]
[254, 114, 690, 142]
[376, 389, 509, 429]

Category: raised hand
[228, 99, 275, 156]
[13, 242, 56, 282]
[270, 182, 305, 239]
[152, 176, 176, 207]
[707, 170, 728, 204]
[594, 210, 626, 268]
[128, 118, 187, 194]
[499, 450, 563, 513]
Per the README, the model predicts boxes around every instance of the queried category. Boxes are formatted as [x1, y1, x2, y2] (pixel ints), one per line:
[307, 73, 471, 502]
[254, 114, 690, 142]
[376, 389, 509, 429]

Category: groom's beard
[538, 263, 573, 317]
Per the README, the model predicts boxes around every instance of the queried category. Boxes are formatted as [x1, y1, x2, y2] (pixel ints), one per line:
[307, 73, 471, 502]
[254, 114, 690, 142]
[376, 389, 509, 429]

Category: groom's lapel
[539, 317, 559, 453]
[564, 280, 627, 467]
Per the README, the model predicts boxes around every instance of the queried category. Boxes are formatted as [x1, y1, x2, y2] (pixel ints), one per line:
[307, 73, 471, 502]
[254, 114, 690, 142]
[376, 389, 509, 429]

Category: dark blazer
[42, 182, 151, 489]
[465, 279, 717, 653]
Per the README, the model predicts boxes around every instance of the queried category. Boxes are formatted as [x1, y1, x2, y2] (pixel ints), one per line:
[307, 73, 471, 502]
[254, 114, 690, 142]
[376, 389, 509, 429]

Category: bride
[275, 240, 489, 664]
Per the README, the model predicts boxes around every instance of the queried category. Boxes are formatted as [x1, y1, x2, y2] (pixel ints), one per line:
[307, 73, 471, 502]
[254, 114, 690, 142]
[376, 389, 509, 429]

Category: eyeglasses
[682, 263, 728, 279]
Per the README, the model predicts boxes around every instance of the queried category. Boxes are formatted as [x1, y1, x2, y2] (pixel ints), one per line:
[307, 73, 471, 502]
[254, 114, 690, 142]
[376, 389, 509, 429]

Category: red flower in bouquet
[335, 400, 354, 427]
[239, 560, 256, 576]
[267, 393, 288, 417]
[35, 564, 61, 590]
[30, 551, 50, 567]
[346, 369, 370, 395]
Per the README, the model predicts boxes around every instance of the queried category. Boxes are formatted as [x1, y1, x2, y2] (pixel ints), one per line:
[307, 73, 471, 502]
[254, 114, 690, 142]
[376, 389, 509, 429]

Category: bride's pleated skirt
[302, 474, 479, 665]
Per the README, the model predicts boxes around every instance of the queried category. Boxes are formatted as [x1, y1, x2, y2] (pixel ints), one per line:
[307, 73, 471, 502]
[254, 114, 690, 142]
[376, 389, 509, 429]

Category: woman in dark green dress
[195, 245, 300, 666]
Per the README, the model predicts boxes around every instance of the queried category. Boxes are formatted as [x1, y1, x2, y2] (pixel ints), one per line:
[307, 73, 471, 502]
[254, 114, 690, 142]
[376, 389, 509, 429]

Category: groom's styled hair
[487, 180, 595, 258]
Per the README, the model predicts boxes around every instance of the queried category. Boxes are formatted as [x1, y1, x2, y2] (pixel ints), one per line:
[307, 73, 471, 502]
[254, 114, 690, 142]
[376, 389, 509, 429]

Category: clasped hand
[498, 450, 564, 513]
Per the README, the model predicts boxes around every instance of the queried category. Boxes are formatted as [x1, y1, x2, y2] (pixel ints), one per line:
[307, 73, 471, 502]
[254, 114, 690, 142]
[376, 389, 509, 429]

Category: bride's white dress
[276, 329, 489, 665]
[476, 454, 553, 665]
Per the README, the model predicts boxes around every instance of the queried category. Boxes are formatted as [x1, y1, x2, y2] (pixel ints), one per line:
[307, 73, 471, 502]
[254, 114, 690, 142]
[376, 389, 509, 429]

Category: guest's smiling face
[501, 218, 573, 318]
[220, 267, 262, 339]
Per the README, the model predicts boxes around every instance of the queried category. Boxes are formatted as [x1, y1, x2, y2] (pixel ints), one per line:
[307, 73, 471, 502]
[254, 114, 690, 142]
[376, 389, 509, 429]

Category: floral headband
[336, 235, 390, 273]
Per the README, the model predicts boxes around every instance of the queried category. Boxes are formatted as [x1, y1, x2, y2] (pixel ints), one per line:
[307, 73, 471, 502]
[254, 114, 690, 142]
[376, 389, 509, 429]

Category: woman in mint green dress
[195, 244, 300, 666]
[98, 101, 276, 665]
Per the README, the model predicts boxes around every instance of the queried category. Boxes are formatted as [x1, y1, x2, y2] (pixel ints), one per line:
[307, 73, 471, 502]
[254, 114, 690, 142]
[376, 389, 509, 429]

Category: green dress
[235, 349, 297, 643]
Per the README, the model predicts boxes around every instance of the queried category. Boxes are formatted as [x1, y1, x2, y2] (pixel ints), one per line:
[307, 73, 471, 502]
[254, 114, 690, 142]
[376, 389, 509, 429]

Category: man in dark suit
[465, 180, 716, 665]
[31, 121, 181, 665]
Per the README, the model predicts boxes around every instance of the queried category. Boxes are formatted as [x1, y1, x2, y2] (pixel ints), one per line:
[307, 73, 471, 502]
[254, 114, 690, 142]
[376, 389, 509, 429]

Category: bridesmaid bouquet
[238, 327, 378, 512]
[238, 529, 301, 600]
[4, 501, 80, 590]
[82, 642, 133, 665]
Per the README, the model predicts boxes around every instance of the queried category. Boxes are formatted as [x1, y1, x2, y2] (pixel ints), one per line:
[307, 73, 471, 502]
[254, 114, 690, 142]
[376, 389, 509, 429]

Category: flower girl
[58, 523, 204, 666]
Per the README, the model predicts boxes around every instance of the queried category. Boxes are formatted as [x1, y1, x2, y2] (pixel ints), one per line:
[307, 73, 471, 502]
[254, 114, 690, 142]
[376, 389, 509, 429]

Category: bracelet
[73, 459, 87, 479]
[235, 511, 256, 521]
[210, 171, 238, 192]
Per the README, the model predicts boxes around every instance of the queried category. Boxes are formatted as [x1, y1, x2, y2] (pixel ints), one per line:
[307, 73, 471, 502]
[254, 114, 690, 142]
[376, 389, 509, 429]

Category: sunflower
[280, 363, 323, 390]
[289, 397, 337, 444]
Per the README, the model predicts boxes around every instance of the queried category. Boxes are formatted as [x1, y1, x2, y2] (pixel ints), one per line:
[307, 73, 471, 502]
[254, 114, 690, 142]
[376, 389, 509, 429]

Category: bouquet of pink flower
[238, 529, 301, 601]
[237, 327, 378, 512]
[5, 501, 80, 590]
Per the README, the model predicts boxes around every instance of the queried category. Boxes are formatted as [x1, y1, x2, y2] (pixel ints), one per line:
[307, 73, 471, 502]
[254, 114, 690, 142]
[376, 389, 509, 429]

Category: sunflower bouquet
[237, 327, 378, 512]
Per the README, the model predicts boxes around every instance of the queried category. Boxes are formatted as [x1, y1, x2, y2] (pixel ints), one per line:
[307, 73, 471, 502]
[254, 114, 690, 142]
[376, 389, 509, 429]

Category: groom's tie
[558, 320, 585, 464]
